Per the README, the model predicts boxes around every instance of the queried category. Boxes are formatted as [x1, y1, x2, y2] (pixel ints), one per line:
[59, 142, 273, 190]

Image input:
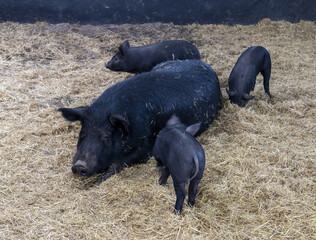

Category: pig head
[58, 106, 130, 177]
[226, 90, 254, 107]
[105, 40, 134, 72]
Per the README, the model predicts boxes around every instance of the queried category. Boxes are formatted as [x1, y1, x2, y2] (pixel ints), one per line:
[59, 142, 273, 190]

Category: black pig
[58, 60, 222, 184]
[226, 46, 271, 107]
[105, 40, 200, 74]
[153, 115, 205, 214]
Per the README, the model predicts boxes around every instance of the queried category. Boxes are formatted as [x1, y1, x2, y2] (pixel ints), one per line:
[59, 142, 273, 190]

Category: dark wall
[0, 0, 315, 25]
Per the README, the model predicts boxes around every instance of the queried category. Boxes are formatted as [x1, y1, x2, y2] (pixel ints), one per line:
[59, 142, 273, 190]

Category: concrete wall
[0, 0, 315, 25]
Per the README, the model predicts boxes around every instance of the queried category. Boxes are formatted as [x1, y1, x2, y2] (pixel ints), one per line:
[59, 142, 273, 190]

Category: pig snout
[105, 61, 113, 69]
[72, 160, 89, 177]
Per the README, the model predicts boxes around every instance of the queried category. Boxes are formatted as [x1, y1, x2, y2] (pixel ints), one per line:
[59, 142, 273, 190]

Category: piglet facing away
[105, 40, 200, 74]
[153, 115, 205, 214]
[226, 46, 271, 107]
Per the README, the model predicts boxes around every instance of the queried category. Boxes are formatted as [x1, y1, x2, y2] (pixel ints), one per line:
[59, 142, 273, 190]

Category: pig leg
[94, 162, 122, 185]
[158, 166, 170, 185]
[95, 148, 150, 185]
[261, 68, 271, 97]
[173, 182, 186, 214]
[188, 177, 201, 206]
[156, 158, 170, 185]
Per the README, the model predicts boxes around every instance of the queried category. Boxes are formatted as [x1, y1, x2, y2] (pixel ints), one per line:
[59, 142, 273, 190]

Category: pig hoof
[188, 200, 195, 207]
[173, 209, 182, 215]
[94, 178, 103, 186]
[158, 179, 167, 185]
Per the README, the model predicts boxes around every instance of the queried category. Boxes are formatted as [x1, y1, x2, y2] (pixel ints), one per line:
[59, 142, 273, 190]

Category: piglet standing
[105, 40, 200, 74]
[226, 46, 271, 107]
[153, 115, 205, 214]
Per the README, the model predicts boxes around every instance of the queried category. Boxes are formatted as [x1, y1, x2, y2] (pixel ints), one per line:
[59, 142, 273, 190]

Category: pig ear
[119, 40, 130, 56]
[185, 123, 201, 136]
[109, 114, 129, 135]
[166, 114, 181, 126]
[226, 89, 236, 97]
[58, 107, 88, 122]
[243, 94, 254, 100]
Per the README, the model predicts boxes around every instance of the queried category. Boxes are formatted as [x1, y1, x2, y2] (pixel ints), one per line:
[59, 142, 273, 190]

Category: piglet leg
[173, 182, 186, 214]
[188, 178, 201, 206]
[261, 68, 271, 97]
[158, 166, 170, 185]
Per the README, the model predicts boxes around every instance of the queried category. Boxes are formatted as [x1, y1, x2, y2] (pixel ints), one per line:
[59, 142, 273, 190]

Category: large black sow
[58, 60, 222, 184]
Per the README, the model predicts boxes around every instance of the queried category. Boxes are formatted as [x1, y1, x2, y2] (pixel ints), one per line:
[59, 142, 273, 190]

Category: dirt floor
[0, 19, 315, 239]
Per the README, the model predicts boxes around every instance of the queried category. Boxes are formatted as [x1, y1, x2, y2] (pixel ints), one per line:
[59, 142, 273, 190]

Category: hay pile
[0, 19, 315, 239]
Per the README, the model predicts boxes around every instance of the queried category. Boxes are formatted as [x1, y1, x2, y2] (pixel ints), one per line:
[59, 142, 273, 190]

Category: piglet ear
[186, 122, 201, 136]
[226, 89, 236, 97]
[119, 40, 130, 56]
[243, 94, 255, 100]
[58, 107, 88, 122]
[109, 114, 129, 135]
[166, 114, 181, 126]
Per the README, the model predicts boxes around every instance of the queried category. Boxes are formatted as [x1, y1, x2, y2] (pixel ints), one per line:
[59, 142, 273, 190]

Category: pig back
[92, 59, 222, 147]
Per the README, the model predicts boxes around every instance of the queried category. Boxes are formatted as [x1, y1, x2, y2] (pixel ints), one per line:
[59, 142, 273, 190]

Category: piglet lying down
[105, 40, 200, 74]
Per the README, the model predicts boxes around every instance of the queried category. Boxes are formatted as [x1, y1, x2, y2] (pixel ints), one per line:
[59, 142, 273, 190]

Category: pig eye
[100, 132, 111, 144]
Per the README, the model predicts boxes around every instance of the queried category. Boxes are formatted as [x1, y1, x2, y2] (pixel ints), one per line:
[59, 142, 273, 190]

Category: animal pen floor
[0, 19, 315, 239]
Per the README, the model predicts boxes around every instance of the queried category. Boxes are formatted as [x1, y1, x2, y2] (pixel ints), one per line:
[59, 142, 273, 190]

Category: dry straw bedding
[0, 19, 315, 239]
